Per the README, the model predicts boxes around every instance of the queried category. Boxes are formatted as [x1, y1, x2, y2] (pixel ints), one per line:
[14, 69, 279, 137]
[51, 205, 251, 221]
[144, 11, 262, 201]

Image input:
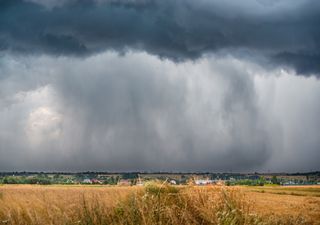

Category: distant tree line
[1, 175, 52, 185]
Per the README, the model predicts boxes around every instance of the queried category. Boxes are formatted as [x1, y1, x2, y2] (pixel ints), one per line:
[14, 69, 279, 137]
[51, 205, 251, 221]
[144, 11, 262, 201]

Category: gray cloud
[0, 0, 319, 76]
[0, 52, 319, 172]
[0, 53, 268, 171]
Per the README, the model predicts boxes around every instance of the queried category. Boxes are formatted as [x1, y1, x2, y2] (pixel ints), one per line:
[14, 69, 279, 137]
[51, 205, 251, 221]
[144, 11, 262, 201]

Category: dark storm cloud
[1, 1, 320, 173]
[0, 0, 319, 75]
[0, 53, 275, 172]
[275, 52, 320, 75]
[1, 52, 320, 172]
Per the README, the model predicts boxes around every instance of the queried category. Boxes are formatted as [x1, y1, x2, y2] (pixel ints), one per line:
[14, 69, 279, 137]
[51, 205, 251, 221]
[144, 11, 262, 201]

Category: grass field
[0, 184, 319, 225]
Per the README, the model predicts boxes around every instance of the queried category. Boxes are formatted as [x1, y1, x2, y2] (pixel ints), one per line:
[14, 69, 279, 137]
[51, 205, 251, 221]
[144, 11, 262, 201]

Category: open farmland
[245, 186, 320, 222]
[248, 185, 320, 197]
[0, 185, 319, 225]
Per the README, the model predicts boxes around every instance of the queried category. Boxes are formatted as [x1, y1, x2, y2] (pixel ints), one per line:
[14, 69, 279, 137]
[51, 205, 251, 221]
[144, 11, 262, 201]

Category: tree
[271, 176, 279, 185]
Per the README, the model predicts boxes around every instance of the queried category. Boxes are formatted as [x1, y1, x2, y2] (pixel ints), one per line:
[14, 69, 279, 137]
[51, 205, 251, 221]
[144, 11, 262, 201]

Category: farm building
[118, 179, 131, 186]
[170, 180, 177, 185]
[91, 179, 103, 184]
[194, 179, 215, 185]
[82, 179, 92, 184]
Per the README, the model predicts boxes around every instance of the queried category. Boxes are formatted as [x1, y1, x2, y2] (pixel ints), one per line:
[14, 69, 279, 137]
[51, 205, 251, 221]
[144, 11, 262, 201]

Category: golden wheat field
[0, 184, 319, 225]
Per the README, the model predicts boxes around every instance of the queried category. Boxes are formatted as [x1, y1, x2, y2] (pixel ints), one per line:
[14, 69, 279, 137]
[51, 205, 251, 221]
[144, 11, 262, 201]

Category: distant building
[82, 179, 92, 184]
[282, 181, 298, 186]
[170, 180, 177, 185]
[195, 179, 215, 185]
[118, 179, 131, 186]
[91, 179, 102, 184]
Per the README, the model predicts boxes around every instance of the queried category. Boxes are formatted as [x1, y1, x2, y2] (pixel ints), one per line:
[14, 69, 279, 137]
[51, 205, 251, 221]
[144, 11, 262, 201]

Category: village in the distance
[1, 171, 319, 186]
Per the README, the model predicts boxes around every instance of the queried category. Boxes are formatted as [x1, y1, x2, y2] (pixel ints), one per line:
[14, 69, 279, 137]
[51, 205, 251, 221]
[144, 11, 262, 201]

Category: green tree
[271, 176, 279, 184]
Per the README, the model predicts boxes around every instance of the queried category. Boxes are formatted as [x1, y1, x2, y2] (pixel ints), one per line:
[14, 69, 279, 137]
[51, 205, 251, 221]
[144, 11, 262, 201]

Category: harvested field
[245, 186, 320, 223]
[248, 185, 320, 197]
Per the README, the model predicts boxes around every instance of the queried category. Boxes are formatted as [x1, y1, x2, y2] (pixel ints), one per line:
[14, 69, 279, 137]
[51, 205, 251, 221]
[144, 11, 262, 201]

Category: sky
[0, 0, 319, 172]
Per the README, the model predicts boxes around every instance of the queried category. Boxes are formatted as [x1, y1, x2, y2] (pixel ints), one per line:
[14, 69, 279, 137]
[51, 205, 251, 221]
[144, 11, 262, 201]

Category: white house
[170, 180, 177, 185]
[82, 179, 92, 184]
[195, 179, 215, 185]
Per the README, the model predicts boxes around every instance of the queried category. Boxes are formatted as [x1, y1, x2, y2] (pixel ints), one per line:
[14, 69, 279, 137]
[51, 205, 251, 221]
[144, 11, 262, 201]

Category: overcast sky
[0, 0, 319, 172]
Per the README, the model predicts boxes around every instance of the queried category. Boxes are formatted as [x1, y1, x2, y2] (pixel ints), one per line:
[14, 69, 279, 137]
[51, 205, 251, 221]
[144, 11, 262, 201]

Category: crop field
[0, 184, 319, 225]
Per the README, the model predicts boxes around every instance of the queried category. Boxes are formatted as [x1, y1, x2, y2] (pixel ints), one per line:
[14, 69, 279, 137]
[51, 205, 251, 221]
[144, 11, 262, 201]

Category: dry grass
[0, 184, 319, 225]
